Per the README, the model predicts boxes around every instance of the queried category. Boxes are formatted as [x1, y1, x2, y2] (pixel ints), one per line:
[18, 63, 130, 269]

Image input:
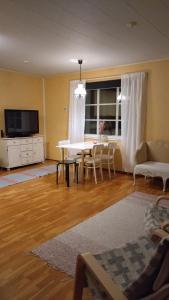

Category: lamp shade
[74, 59, 86, 98]
[74, 82, 86, 98]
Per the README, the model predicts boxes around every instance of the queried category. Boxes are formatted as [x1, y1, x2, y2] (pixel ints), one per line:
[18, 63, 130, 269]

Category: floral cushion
[144, 204, 169, 236]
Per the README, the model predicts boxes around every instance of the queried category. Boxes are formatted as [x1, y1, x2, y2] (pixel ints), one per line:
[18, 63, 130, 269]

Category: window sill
[84, 134, 122, 142]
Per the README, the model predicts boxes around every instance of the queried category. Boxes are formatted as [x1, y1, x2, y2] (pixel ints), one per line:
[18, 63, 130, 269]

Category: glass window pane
[85, 121, 97, 134]
[85, 106, 97, 119]
[118, 121, 121, 136]
[100, 121, 116, 135]
[99, 105, 116, 120]
[118, 104, 121, 120]
[86, 90, 97, 104]
[100, 88, 116, 104]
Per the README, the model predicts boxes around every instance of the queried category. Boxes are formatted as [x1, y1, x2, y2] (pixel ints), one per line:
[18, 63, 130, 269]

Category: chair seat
[94, 236, 156, 290]
[84, 157, 102, 165]
[134, 161, 169, 191]
[101, 154, 114, 160]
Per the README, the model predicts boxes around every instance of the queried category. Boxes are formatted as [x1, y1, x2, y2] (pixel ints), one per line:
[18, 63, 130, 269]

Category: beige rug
[32, 192, 158, 276]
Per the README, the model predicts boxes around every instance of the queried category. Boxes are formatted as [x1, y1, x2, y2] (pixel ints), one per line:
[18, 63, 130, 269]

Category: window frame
[85, 86, 121, 139]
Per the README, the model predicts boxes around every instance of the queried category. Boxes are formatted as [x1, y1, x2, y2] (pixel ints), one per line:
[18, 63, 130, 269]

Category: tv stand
[0, 136, 44, 170]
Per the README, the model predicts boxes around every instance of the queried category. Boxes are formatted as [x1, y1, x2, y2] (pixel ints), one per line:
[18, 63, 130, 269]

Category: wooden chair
[84, 144, 104, 184]
[102, 142, 116, 178]
[73, 235, 169, 300]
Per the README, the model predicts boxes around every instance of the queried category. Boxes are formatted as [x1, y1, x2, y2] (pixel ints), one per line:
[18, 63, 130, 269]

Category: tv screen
[5, 109, 39, 137]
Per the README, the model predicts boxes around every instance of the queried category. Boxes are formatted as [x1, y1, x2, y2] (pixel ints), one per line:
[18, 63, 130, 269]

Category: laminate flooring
[0, 161, 168, 300]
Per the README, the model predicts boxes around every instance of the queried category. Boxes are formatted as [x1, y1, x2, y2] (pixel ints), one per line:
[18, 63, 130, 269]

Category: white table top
[56, 141, 108, 151]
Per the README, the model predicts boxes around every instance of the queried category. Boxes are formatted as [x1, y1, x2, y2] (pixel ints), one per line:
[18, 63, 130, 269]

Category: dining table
[56, 141, 108, 182]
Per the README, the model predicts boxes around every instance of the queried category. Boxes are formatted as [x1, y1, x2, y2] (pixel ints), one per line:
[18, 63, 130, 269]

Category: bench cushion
[134, 161, 169, 179]
[134, 161, 169, 191]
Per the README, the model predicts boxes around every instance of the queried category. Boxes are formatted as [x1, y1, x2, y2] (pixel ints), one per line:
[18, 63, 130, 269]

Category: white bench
[134, 141, 169, 191]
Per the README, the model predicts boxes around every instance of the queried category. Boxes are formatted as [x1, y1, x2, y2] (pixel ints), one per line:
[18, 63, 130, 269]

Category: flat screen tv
[5, 109, 39, 137]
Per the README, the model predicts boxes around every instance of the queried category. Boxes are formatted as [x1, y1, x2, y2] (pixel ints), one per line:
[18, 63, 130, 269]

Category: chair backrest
[58, 140, 70, 146]
[92, 144, 104, 160]
[107, 142, 116, 158]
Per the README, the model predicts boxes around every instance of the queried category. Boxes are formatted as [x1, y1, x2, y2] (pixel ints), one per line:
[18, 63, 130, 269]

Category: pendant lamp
[74, 59, 86, 98]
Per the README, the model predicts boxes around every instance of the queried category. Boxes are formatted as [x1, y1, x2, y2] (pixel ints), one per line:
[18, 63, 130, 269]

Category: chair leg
[65, 164, 70, 187]
[108, 159, 111, 179]
[86, 165, 89, 179]
[133, 172, 136, 186]
[56, 164, 60, 184]
[113, 162, 116, 175]
[74, 163, 78, 184]
[100, 164, 103, 181]
[163, 178, 166, 192]
[93, 163, 97, 184]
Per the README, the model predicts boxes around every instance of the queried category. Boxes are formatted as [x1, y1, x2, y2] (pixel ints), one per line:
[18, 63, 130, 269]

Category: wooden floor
[0, 161, 168, 300]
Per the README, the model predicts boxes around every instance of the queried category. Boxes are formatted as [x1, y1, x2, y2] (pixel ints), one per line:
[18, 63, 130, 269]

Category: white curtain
[121, 72, 146, 172]
[68, 80, 86, 150]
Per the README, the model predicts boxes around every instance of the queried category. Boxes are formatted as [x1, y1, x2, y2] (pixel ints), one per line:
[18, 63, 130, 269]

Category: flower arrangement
[99, 121, 105, 134]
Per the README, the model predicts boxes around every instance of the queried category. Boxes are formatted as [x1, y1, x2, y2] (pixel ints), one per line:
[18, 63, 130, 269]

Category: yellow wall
[0, 70, 43, 135]
[45, 59, 169, 166]
[0, 60, 168, 169]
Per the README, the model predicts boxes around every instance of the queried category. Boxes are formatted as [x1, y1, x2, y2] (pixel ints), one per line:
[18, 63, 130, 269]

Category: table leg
[56, 163, 60, 184]
[61, 148, 65, 180]
[65, 164, 70, 187]
[81, 150, 85, 182]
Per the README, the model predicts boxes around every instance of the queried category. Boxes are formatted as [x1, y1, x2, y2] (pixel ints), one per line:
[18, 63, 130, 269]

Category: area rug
[0, 164, 56, 188]
[32, 192, 162, 276]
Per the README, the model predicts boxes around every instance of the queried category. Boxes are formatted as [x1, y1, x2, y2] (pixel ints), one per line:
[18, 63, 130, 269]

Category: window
[85, 80, 121, 137]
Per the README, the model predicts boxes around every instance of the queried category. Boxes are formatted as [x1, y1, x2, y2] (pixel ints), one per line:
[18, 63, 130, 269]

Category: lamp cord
[78, 59, 82, 82]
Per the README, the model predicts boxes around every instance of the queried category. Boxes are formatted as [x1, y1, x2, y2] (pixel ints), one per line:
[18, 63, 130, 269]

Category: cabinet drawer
[21, 151, 32, 158]
[21, 144, 32, 151]
[21, 138, 32, 145]
[32, 137, 43, 143]
[22, 157, 33, 165]
[7, 139, 21, 146]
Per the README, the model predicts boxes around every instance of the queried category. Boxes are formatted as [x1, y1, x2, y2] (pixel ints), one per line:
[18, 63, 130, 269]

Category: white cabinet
[0, 136, 44, 169]
[8, 145, 22, 167]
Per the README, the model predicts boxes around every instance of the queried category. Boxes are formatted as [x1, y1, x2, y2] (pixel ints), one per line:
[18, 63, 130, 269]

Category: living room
[0, 1, 169, 299]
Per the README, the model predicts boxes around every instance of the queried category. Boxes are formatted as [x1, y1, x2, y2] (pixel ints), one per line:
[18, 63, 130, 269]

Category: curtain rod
[85, 74, 121, 82]
[84, 70, 145, 82]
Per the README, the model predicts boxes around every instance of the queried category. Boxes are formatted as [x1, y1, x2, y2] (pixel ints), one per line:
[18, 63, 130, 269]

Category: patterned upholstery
[86, 236, 156, 299]
[144, 204, 169, 236]
[85, 236, 169, 300]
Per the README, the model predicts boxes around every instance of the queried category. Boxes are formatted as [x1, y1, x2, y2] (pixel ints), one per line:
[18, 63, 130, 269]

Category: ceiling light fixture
[126, 21, 137, 28]
[74, 59, 86, 99]
[70, 58, 78, 63]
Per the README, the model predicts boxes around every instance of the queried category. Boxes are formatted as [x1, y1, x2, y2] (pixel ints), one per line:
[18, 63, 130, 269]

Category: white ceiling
[0, 0, 169, 75]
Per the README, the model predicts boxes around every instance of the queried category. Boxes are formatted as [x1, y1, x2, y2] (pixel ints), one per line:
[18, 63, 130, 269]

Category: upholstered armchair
[73, 235, 169, 300]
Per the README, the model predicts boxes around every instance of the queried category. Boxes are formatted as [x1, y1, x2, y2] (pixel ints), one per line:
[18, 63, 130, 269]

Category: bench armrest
[155, 196, 169, 206]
